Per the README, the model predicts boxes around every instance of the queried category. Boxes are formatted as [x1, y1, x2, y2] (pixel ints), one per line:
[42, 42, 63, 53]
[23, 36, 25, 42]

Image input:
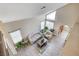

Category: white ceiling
[0, 3, 67, 23]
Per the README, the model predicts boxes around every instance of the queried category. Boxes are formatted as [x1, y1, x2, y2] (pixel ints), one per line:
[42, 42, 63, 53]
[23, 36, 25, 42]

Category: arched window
[46, 11, 56, 21]
[41, 11, 56, 30]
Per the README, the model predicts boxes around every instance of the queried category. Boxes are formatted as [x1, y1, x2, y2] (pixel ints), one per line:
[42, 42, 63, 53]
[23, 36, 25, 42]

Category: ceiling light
[41, 6, 46, 9]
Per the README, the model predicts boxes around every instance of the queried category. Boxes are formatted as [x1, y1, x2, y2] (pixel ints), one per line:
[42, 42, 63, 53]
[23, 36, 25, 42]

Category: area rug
[33, 43, 48, 54]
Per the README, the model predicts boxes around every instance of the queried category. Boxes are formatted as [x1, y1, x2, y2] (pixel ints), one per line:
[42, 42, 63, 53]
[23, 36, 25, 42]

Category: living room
[0, 3, 79, 56]
[3, 3, 71, 56]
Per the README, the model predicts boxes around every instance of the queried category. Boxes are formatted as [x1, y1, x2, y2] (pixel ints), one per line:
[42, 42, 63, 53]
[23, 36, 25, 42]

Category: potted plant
[40, 26, 48, 33]
[43, 26, 48, 32]
[16, 41, 24, 48]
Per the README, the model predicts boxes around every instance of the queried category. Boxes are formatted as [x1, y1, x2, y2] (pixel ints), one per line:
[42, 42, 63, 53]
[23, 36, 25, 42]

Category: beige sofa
[28, 32, 41, 44]
[44, 30, 57, 40]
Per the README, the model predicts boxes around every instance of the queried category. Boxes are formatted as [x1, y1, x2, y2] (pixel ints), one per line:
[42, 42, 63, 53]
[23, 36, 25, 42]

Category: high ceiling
[0, 3, 67, 23]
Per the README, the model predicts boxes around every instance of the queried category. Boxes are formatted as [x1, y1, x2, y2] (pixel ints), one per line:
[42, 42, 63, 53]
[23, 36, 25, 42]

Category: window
[10, 30, 22, 44]
[46, 11, 56, 20]
[41, 21, 45, 30]
[41, 21, 54, 30]
[46, 11, 56, 29]
[46, 21, 54, 29]
[41, 11, 56, 30]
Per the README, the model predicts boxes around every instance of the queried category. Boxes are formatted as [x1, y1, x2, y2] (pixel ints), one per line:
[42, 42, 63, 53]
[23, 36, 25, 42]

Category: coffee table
[37, 38, 47, 48]
[36, 38, 48, 53]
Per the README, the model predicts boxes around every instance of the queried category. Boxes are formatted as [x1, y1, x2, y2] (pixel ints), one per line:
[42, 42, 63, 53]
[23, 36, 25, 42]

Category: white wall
[54, 4, 78, 31]
[5, 15, 45, 39]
